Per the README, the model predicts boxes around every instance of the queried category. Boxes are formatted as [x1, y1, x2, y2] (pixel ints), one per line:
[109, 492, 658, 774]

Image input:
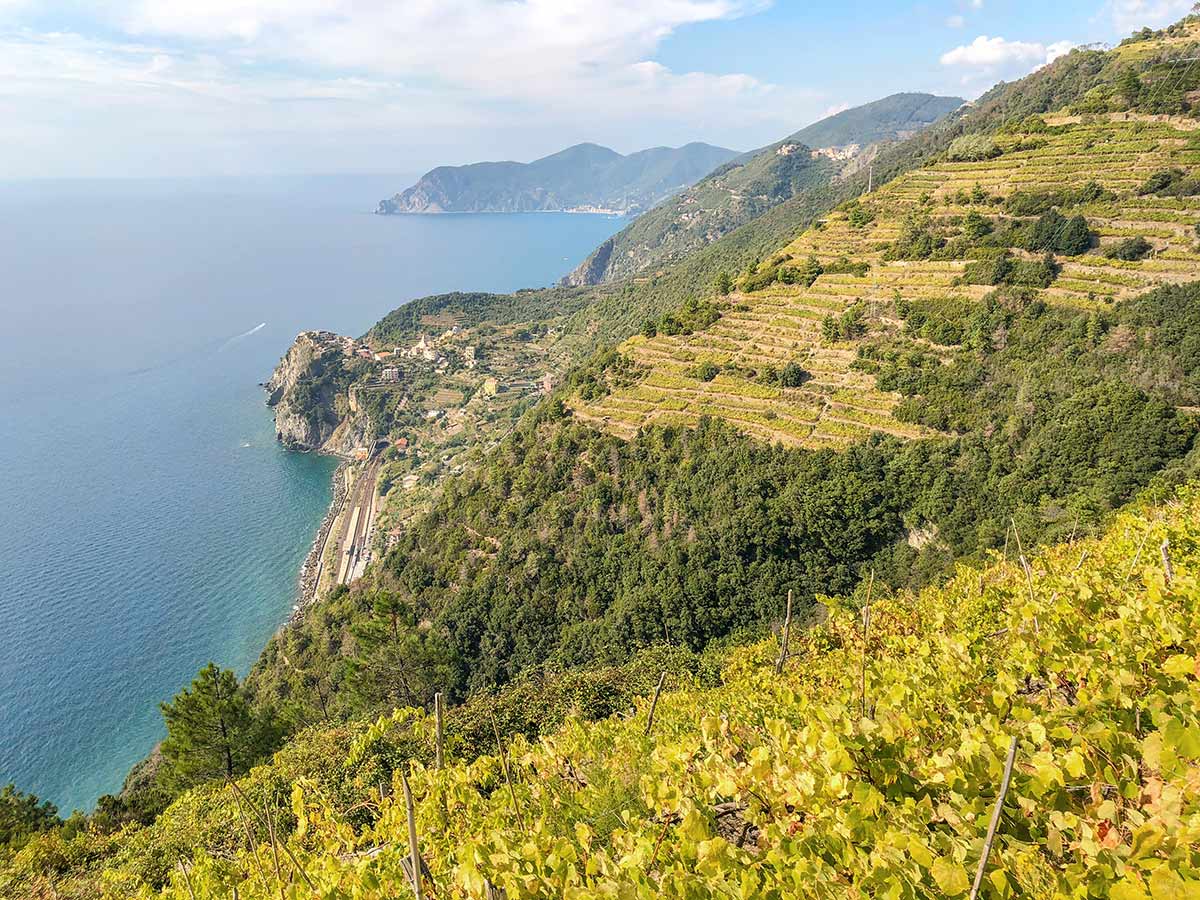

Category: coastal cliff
[266, 331, 367, 454]
[376, 142, 737, 215]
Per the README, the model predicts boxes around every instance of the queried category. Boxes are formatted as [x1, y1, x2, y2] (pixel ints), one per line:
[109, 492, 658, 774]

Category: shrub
[946, 134, 1002, 162]
[822, 304, 867, 342]
[659, 314, 684, 336]
[1028, 211, 1092, 255]
[845, 201, 875, 229]
[964, 253, 1014, 286]
[1074, 180, 1115, 204]
[0, 785, 60, 854]
[1005, 190, 1060, 217]
[885, 212, 945, 261]
[1008, 253, 1059, 288]
[1105, 236, 1152, 261]
[1138, 169, 1200, 197]
[1055, 215, 1093, 256]
[1004, 182, 1112, 217]
[823, 257, 870, 277]
[779, 362, 810, 388]
[694, 361, 720, 382]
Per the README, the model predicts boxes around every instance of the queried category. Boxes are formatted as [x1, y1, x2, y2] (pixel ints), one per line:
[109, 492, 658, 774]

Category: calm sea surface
[0, 175, 623, 813]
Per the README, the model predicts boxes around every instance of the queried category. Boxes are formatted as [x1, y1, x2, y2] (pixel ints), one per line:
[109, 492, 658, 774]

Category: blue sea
[0, 176, 623, 814]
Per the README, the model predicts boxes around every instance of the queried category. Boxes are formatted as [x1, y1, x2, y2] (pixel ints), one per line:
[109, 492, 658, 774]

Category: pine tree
[798, 255, 824, 287]
[1058, 215, 1093, 256]
[346, 591, 461, 713]
[1118, 68, 1142, 106]
[962, 210, 992, 241]
[159, 663, 277, 789]
[713, 271, 732, 295]
[0, 784, 60, 852]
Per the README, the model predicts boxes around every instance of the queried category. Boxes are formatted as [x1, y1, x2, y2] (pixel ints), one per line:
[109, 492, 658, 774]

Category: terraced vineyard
[573, 112, 1200, 448]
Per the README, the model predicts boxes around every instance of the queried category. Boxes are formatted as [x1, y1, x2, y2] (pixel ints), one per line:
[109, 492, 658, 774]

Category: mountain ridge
[564, 92, 964, 286]
[377, 141, 738, 215]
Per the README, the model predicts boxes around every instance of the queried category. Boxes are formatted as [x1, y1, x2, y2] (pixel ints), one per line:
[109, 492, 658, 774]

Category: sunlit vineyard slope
[90, 480, 1200, 899]
[573, 28, 1200, 448]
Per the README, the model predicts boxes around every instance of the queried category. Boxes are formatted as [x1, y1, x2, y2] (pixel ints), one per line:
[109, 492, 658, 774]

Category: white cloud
[940, 35, 1071, 67]
[939, 34, 1075, 95]
[0, 3, 831, 177]
[820, 102, 851, 119]
[1101, 0, 1193, 33]
[116, 0, 770, 106]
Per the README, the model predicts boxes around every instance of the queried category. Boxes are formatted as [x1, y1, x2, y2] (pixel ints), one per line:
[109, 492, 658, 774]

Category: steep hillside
[9, 479, 1198, 898]
[565, 93, 962, 285]
[574, 111, 1200, 448]
[252, 27, 1200, 739]
[377, 142, 737, 215]
[10, 21, 1200, 893]
[790, 91, 965, 148]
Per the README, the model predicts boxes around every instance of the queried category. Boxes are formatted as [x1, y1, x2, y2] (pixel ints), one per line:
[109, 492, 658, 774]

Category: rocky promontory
[265, 331, 369, 455]
[376, 141, 737, 215]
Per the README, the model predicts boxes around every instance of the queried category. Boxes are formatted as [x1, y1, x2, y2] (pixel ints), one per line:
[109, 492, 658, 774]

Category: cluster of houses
[810, 143, 861, 162]
[348, 325, 480, 379]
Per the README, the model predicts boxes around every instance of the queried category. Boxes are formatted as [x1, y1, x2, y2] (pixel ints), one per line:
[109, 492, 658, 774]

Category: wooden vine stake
[400, 771, 425, 900]
[227, 781, 271, 896]
[177, 859, 197, 900]
[969, 736, 1019, 900]
[775, 589, 793, 675]
[645, 671, 667, 736]
[491, 712, 525, 831]
[1161, 539, 1174, 584]
[434, 691, 445, 770]
[860, 571, 875, 720]
[1124, 527, 1151, 585]
[226, 778, 314, 893]
[1011, 518, 1039, 634]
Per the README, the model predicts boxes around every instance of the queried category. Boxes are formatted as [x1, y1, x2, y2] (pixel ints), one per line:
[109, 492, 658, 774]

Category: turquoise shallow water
[0, 176, 623, 813]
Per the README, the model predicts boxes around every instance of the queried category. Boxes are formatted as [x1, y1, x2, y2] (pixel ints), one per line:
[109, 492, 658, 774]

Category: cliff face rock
[266, 331, 361, 454]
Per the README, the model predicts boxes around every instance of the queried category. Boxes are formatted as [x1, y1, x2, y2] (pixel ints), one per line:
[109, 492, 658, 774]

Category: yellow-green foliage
[577, 108, 1200, 449]
[50, 482, 1200, 899]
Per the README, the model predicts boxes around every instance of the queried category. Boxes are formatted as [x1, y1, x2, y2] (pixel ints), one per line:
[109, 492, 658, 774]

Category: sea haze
[0, 175, 624, 813]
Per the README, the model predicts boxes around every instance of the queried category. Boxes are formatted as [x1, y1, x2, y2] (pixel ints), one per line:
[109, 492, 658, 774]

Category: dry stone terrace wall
[572, 113, 1200, 449]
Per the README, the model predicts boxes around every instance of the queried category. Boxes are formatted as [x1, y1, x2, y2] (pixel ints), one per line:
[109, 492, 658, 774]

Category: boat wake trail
[219, 322, 267, 351]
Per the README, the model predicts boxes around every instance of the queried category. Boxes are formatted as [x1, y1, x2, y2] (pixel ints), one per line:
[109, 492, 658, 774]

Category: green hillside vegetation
[6, 480, 1198, 898]
[377, 142, 737, 215]
[577, 97, 1200, 447]
[566, 93, 963, 286]
[10, 17, 1200, 898]
[790, 92, 966, 148]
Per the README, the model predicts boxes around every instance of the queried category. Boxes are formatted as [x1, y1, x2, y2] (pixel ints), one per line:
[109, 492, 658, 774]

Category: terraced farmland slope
[573, 110, 1200, 448]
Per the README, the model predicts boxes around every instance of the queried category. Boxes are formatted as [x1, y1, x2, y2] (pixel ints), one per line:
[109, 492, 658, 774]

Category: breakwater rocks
[293, 460, 348, 620]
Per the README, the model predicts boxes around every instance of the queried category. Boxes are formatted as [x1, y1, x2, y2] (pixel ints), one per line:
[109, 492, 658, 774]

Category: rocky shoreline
[292, 458, 349, 621]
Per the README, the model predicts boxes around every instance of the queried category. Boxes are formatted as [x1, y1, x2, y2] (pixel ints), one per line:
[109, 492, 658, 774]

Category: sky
[1, 0, 1195, 179]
